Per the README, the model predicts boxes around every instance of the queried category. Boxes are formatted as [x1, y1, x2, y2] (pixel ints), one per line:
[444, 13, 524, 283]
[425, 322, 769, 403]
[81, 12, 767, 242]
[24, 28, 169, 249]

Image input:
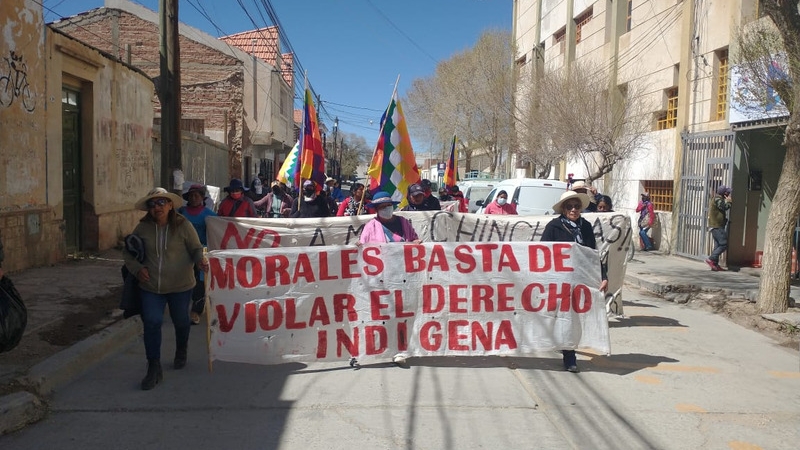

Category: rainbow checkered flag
[367, 92, 420, 207]
[299, 87, 327, 190]
[276, 140, 300, 187]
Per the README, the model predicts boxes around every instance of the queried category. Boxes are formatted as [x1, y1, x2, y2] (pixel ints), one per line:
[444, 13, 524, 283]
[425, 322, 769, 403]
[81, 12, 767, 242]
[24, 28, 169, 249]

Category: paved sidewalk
[1, 248, 799, 435]
[624, 250, 800, 326]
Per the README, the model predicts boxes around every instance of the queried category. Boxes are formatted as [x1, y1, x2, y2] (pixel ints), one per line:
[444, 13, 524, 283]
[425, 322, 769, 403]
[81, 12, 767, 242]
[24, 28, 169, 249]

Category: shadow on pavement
[609, 315, 688, 328]
[581, 352, 680, 375]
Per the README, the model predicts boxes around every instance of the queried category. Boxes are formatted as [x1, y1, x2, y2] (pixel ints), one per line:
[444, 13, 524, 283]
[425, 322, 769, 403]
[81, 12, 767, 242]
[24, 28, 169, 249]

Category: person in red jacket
[449, 185, 469, 213]
[217, 179, 257, 218]
[635, 192, 656, 251]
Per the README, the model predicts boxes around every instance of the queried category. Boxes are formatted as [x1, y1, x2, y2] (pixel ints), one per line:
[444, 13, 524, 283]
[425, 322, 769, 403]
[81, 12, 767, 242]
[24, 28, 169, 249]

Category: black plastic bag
[120, 265, 142, 319]
[0, 275, 27, 353]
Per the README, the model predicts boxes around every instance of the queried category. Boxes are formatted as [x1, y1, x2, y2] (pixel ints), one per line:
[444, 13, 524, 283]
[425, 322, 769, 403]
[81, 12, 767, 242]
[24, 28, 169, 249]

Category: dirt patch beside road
[0, 286, 123, 396]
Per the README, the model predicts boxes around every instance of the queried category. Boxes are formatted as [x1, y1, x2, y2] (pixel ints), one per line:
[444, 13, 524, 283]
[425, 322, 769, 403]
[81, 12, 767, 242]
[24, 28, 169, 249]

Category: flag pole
[299, 71, 310, 211]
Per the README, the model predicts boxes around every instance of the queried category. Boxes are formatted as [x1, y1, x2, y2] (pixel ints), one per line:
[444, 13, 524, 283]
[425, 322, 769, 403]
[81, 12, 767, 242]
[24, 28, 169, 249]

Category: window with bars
[626, 0, 633, 32]
[575, 8, 593, 43]
[553, 27, 566, 53]
[643, 180, 674, 212]
[656, 87, 678, 130]
[715, 49, 729, 121]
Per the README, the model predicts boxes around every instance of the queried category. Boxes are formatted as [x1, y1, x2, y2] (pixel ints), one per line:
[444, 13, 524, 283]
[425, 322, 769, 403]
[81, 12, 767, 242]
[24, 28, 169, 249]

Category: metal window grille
[716, 50, 729, 121]
[656, 88, 679, 130]
[575, 8, 593, 43]
[642, 180, 674, 212]
[554, 27, 566, 53]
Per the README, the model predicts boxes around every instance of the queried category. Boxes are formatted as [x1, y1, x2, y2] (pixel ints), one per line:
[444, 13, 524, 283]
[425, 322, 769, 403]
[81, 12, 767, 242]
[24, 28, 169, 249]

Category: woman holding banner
[541, 191, 608, 373]
[359, 191, 420, 244]
[359, 191, 420, 366]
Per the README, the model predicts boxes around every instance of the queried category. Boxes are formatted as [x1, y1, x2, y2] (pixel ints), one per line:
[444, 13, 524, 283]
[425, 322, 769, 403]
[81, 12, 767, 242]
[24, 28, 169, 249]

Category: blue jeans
[709, 228, 728, 264]
[639, 227, 654, 250]
[562, 350, 577, 368]
[140, 288, 192, 361]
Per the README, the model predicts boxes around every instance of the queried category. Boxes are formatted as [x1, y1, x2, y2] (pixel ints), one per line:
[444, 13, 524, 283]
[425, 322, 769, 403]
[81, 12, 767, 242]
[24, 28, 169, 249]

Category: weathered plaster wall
[47, 29, 155, 251]
[0, 0, 64, 271]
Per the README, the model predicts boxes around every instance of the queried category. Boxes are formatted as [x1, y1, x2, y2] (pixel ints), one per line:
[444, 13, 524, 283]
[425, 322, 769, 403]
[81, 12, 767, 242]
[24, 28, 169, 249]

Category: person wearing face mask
[217, 179, 257, 217]
[483, 190, 518, 215]
[359, 191, 420, 244]
[358, 191, 421, 366]
[337, 183, 367, 216]
[290, 180, 331, 218]
[254, 181, 294, 218]
[541, 191, 608, 374]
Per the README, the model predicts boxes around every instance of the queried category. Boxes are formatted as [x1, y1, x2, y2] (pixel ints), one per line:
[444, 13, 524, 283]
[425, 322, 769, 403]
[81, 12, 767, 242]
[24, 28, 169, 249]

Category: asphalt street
[1, 284, 798, 450]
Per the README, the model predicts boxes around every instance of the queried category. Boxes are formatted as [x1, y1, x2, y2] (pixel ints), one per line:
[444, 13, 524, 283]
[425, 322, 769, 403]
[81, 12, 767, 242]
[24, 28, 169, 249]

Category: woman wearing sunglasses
[541, 190, 608, 373]
[125, 188, 209, 390]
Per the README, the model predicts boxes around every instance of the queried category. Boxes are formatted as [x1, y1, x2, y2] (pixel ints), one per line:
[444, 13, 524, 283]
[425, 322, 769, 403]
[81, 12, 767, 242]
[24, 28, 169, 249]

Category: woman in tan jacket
[124, 188, 208, 390]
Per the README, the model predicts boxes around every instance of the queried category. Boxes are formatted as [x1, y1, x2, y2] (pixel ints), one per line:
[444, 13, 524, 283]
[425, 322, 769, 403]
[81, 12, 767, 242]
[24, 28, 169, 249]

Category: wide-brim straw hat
[552, 191, 591, 213]
[134, 187, 184, 211]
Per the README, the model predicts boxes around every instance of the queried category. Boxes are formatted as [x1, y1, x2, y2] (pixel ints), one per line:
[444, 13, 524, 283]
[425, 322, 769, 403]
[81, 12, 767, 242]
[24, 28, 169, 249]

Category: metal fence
[675, 130, 735, 260]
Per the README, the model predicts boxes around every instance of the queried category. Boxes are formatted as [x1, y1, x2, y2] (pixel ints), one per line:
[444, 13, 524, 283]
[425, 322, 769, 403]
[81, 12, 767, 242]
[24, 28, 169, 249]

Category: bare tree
[518, 60, 652, 183]
[338, 132, 369, 180]
[734, 2, 800, 314]
[404, 30, 514, 176]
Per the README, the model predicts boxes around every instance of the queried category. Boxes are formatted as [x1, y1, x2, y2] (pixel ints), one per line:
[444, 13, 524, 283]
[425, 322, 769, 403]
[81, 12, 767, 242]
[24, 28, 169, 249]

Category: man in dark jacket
[291, 180, 331, 218]
[706, 185, 732, 271]
[420, 179, 441, 210]
[403, 183, 439, 211]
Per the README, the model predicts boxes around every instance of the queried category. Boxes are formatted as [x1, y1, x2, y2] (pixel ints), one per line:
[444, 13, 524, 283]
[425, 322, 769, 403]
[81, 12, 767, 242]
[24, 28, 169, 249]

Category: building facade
[51, 0, 295, 185]
[513, 0, 786, 266]
[1, 0, 155, 271]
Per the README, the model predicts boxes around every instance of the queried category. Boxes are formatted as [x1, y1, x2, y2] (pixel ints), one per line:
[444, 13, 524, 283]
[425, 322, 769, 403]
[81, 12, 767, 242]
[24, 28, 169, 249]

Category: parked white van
[475, 178, 568, 215]
[457, 179, 502, 213]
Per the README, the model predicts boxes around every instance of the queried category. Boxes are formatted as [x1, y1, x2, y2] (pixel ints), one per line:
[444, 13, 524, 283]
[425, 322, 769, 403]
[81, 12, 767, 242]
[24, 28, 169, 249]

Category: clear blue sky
[42, 0, 511, 152]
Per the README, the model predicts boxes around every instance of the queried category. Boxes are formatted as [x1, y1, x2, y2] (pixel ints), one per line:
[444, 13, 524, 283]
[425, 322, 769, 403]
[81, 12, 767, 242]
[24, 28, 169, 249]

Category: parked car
[457, 179, 502, 213]
[475, 178, 568, 215]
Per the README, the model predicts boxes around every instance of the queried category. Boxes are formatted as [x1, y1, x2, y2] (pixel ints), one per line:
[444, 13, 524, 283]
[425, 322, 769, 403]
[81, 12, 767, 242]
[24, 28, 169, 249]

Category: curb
[624, 273, 758, 302]
[0, 318, 141, 436]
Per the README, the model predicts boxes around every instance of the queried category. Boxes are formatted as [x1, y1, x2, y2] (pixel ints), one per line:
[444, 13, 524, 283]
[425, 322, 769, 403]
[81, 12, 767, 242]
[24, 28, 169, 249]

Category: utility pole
[333, 117, 339, 178]
[159, 0, 182, 193]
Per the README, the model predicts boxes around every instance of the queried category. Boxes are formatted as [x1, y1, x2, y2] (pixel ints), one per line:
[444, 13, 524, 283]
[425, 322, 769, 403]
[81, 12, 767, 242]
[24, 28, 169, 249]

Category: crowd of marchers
[112, 174, 732, 389]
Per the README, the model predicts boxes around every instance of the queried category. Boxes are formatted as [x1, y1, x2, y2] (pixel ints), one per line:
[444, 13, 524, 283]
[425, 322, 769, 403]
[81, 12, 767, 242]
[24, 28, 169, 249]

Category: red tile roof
[220, 27, 280, 64]
[220, 27, 294, 87]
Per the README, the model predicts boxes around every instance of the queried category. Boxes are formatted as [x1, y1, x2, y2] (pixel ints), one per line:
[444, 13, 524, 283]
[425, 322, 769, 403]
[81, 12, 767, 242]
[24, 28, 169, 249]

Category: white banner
[208, 243, 610, 365]
[205, 212, 632, 300]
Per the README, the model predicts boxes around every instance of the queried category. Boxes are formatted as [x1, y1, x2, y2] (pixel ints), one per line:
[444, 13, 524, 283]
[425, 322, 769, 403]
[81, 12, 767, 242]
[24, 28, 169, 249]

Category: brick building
[51, 0, 295, 183]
